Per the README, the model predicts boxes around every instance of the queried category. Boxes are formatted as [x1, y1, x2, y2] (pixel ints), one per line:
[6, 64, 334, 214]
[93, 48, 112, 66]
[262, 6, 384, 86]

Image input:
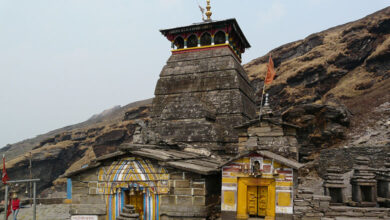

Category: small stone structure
[377, 152, 390, 207]
[350, 156, 377, 207]
[235, 101, 299, 160]
[323, 166, 347, 205]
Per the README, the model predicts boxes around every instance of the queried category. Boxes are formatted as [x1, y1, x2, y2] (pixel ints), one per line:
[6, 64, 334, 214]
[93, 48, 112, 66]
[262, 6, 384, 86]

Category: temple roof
[160, 18, 251, 49]
[221, 150, 304, 170]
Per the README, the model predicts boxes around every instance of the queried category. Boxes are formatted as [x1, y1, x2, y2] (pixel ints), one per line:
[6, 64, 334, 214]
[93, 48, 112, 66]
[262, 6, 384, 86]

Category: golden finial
[205, 0, 212, 21]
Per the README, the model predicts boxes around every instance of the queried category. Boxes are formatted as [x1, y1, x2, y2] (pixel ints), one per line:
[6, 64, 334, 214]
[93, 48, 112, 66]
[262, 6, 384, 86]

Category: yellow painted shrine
[221, 151, 301, 220]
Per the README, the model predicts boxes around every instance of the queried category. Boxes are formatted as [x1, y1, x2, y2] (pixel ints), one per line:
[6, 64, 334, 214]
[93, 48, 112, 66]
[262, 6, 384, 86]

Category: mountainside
[245, 6, 390, 159]
[2, 7, 389, 197]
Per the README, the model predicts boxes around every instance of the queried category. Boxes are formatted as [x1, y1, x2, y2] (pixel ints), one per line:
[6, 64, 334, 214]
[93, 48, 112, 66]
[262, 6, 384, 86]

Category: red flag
[6, 198, 11, 219]
[2, 155, 9, 184]
[265, 55, 276, 85]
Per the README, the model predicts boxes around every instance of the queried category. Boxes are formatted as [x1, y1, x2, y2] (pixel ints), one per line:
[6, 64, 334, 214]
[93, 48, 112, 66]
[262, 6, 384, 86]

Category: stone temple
[152, 18, 256, 152]
[63, 2, 390, 220]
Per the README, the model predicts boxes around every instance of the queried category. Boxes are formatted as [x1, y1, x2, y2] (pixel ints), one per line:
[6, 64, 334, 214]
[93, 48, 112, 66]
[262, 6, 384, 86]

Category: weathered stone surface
[152, 47, 256, 150]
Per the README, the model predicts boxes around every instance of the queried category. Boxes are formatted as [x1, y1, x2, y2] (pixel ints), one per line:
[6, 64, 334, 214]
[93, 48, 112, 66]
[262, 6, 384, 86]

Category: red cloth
[11, 199, 19, 210]
[6, 199, 12, 219]
[265, 55, 276, 85]
[2, 156, 9, 184]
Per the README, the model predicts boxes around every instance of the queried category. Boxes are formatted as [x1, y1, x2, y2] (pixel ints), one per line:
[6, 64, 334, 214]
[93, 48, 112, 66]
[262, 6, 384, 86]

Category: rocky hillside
[1, 7, 389, 197]
[245, 6, 390, 160]
[0, 99, 152, 196]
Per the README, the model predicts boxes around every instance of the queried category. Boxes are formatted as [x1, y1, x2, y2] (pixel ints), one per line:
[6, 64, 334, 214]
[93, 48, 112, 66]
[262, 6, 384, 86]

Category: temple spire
[205, 0, 212, 21]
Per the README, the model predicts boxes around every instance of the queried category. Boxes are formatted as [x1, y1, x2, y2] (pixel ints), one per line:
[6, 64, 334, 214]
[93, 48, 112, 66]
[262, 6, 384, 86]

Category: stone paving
[1, 204, 70, 220]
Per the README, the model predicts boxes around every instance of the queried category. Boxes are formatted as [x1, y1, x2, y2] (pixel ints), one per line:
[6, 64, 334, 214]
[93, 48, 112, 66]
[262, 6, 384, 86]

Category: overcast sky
[0, 0, 388, 148]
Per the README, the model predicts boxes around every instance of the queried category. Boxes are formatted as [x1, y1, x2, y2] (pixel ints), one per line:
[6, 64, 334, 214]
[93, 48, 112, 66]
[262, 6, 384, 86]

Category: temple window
[214, 31, 226, 44]
[200, 32, 212, 46]
[187, 35, 198, 48]
[174, 36, 184, 49]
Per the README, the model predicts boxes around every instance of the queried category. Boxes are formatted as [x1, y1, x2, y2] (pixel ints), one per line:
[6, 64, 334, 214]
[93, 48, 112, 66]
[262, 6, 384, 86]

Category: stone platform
[0, 204, 70, 220]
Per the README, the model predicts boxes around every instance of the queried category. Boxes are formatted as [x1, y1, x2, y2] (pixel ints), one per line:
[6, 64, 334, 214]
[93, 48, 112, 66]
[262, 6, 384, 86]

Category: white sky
[0, 0, 388, 147]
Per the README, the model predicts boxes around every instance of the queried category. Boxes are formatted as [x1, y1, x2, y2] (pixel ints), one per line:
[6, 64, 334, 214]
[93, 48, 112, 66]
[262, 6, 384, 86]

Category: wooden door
[247, 186, 258, 216]
[258, 186, 268, 217]
[129, 191, 144, 219]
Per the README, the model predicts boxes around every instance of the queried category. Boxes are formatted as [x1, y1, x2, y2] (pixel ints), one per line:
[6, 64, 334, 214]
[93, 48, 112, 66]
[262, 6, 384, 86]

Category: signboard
[71, 216, 98, 220]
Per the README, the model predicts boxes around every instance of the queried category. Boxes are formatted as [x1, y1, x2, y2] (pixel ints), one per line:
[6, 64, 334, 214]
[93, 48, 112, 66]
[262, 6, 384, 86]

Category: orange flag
[265, 55, 276, 85]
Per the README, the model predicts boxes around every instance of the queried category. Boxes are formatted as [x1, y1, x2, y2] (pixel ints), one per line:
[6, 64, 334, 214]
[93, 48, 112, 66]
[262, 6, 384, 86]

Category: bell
[273, 169, 279, 176]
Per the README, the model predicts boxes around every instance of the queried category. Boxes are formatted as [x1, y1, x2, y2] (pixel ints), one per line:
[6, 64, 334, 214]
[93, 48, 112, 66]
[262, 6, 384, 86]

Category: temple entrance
[237, 178, 275, 219]
[247, 186, 268, 217]
[124, 189, 144, 219]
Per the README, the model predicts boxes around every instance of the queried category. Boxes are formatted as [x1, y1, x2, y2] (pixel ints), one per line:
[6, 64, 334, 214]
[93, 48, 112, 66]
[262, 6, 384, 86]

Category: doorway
[124, 189, 144, 219]
[247, 186, 268, 217]
[237, 178, 275, 219]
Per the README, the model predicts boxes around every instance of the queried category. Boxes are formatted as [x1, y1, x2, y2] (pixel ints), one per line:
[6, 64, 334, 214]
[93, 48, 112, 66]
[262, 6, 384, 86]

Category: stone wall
[160, 171, 220, 219]
[293, 188, 390, 220]
[70, 168, 106, 220]
[237, 120, 299, 160]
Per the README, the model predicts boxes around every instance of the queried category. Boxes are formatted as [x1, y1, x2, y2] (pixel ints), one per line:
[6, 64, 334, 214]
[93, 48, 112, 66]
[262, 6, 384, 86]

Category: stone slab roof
[122, 144, 227, 175]
[221, 150, 304, 170]
[234, 118, 300, 129]
[63, 145, 303, 178]
[64, 144, 228, 177]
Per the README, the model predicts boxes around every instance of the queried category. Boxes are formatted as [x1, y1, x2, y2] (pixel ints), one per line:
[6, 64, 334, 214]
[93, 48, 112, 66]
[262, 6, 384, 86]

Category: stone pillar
[211, 35, 215, 45]
[184, 39, 187, 48]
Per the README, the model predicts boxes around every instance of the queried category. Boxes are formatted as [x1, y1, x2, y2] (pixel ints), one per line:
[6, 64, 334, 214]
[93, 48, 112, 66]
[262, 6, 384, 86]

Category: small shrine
[221, 151, 303, 220]
[377, 152, 390, 207]
[350, 156, 377, 207]
[323, 166, 347, 205]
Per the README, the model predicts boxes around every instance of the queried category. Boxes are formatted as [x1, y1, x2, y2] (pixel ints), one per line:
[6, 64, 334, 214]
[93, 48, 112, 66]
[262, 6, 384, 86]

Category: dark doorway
[361, 186, 373, 202]
[329, 188, 343, 203]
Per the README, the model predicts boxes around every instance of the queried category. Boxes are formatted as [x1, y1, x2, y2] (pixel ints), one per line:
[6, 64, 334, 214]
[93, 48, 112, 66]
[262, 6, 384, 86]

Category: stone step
[124, 204, 135, 209]
[120, 212, 140, 218]
[122, 207, 135, 214]
[116, 216, 139, 220]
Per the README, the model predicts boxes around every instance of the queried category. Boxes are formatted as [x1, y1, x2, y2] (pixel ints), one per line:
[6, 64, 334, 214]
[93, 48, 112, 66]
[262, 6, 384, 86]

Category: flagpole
[259, 54, 271, 122]
[258, 82, 266, 121]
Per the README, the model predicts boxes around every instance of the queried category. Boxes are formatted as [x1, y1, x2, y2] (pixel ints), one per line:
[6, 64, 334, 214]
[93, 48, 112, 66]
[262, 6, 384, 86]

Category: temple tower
[152, 9, 256, 152]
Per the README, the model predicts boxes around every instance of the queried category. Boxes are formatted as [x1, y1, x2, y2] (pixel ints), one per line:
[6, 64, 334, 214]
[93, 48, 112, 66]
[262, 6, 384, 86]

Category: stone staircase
[116, 204, 140, 220]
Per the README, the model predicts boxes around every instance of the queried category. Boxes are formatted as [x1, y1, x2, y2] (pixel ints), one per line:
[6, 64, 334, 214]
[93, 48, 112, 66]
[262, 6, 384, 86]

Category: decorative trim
[172, 44, 241, 62]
